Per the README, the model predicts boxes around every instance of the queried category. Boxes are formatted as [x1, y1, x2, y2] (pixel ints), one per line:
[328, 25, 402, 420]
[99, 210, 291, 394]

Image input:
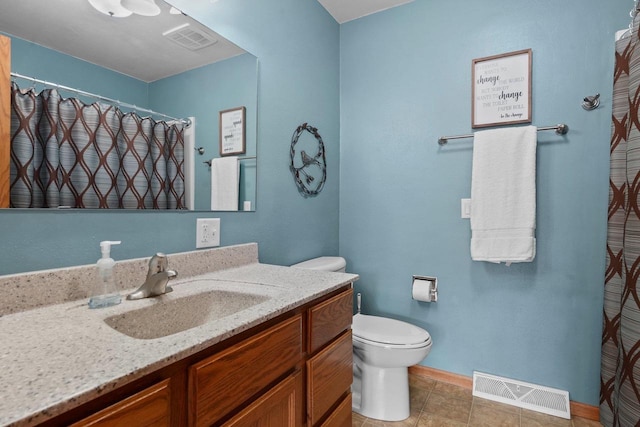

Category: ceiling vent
[162, 23, 218, 51]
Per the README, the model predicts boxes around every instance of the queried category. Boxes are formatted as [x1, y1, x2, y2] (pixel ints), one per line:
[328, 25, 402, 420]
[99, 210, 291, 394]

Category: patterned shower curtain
[9, 82, 185, 209]
[601, 15, 640, 427]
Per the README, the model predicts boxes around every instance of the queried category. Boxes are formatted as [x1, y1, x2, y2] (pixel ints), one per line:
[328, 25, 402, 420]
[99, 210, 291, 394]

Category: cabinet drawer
[71, 379, 171, 427]
[189, 314, 303, 427]
[307, 330, 353, 426]
[320, 394, 352, 427]
[222, 372, 301, 427]
[308, 288, 353, 353]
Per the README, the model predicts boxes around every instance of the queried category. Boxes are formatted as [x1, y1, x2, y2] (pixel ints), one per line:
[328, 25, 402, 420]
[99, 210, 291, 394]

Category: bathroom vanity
[0, 244, 357, 427]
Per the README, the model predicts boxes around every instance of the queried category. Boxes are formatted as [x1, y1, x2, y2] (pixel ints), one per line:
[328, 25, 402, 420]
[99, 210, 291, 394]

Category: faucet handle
[147, 253, 168, 278]
[127, 255, 177, 300]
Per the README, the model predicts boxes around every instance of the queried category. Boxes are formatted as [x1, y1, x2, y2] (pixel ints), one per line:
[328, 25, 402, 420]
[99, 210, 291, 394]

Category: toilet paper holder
[412, 275, 438, 302]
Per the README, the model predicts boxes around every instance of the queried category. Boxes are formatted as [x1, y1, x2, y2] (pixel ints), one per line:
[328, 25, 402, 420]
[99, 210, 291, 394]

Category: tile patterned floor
[352, 375, 603, 427]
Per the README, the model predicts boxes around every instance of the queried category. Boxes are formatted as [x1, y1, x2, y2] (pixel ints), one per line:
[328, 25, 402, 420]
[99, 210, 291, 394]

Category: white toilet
[291, 256, 432, 422]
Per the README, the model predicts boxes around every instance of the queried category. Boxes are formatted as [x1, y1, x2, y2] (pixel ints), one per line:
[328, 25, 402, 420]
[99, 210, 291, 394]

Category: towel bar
[437, 124, 569, 146]
[204, 156, 256, 167]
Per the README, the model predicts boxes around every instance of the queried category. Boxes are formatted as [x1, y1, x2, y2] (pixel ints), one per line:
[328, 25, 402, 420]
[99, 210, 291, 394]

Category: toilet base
[352, 362, 410, 421]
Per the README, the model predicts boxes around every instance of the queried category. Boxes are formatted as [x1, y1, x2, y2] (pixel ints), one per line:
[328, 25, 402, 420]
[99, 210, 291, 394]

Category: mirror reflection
[0, 0, 258, 211]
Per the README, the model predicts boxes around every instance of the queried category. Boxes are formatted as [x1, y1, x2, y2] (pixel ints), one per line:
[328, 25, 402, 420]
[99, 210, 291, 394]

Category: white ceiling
[0, 0, 413, 83]
[317, 0, 414, 24]
[0, 0, 245, 82]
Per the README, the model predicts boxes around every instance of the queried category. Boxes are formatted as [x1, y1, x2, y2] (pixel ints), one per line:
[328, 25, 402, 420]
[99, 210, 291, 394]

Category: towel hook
[582, 94, 600, 111]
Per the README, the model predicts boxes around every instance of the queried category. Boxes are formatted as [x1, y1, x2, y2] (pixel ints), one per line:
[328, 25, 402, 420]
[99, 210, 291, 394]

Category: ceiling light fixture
[88, 0, 160, 17]
[88, 0, 132, 17]
[121, 0, 161, 17]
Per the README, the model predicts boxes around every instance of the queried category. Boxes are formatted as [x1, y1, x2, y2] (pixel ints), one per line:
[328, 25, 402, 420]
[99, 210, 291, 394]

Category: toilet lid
[291, 256, 346, 271]
[352, 313, 431, 346]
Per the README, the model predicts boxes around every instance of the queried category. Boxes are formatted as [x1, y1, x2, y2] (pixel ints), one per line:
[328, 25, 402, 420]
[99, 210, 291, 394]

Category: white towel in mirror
[210, 157, 239, 211]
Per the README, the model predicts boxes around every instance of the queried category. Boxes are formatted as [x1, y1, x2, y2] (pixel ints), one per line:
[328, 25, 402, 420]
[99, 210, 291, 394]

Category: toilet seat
[352, 314, 431, 349]
[291, 256, 346, 271]
[353, 334, 431, 349]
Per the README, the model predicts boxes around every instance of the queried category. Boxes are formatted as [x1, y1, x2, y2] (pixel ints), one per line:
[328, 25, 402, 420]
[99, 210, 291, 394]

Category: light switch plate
[196, 218, 220, 248]
[461, 199, 471, 219]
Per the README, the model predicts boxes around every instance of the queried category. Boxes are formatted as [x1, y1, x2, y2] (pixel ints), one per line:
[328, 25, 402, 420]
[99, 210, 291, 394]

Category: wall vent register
[472, 371, 570, 420]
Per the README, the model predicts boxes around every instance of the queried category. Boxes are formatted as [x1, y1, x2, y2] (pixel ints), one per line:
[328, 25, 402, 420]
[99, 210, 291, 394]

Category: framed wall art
[219, 106, 246, 156]
[472, 49, 532, 128]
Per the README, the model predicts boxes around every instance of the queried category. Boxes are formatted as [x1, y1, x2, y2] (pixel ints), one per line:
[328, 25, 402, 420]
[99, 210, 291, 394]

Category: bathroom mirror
[0, 0, 257, 212]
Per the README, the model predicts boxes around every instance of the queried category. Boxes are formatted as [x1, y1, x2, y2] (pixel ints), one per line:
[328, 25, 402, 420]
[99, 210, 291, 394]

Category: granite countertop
[0, 260, 358, 427]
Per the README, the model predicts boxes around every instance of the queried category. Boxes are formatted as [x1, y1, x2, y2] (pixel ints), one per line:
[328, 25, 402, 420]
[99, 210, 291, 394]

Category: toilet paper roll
[412, 278, 434, 302]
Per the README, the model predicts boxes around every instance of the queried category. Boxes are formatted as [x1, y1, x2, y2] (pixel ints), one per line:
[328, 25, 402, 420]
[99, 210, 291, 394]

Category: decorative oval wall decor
[289, 123, 327, 197]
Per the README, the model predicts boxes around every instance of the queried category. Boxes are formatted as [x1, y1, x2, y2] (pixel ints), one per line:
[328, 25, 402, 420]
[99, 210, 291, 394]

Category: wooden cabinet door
[307, 331, 353, 426]
[189, 315, 303, 427]
[319, 394, 352, 427]
[222, 372, 301, 427]
[70, 379, 171, 427]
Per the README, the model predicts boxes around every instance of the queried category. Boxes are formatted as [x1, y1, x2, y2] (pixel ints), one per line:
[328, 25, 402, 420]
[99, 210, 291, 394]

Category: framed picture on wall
[472, 49, 532, 128]
[219, 106, 246, 156]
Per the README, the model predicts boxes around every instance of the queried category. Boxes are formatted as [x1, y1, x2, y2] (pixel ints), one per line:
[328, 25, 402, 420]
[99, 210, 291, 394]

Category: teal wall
[339, 0, 628, 406]
[149, 53, 258, 211]
[2, 0, 629, 408]
[0, 0, 340, 274]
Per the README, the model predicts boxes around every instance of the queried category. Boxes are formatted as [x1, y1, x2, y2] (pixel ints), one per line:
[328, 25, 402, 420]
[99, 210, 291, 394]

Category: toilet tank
[291, 256, 346, 273]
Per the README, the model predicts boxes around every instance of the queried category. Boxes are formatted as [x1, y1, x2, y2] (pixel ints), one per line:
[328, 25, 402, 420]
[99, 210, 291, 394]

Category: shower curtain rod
[10, 72, 191, 127]
[437, 124, 569, 145]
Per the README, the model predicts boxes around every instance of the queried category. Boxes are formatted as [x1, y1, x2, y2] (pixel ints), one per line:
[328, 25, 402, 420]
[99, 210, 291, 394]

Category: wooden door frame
[0, 34, 10, 208]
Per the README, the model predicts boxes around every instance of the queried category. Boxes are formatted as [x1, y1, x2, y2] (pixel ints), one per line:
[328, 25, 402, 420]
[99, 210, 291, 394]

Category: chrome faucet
[126, 253, 178, 300]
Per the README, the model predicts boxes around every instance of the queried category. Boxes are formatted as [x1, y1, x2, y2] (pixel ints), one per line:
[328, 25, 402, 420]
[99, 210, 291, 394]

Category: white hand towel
[470, 125, 537, 263]
[210, 157, 239, 211]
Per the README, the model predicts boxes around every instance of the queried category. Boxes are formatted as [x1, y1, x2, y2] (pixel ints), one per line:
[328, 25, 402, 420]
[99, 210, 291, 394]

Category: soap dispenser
[89, 240, 122, 309]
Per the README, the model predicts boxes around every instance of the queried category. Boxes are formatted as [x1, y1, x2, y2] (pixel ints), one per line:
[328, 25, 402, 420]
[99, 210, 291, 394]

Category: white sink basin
[104, 289, 269, 339]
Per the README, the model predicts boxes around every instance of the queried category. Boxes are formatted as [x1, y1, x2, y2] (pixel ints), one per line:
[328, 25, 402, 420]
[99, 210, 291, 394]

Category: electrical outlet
[461, 198, 471, 219]
[196, 218, 220, 248]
